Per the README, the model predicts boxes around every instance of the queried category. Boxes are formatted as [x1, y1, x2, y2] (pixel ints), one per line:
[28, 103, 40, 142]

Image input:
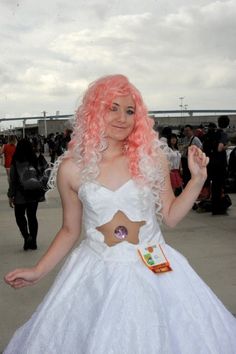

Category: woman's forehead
[112, 95, 135, 107]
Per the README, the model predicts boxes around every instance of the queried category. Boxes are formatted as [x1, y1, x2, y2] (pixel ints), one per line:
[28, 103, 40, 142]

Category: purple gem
[114, 225, 128, 240]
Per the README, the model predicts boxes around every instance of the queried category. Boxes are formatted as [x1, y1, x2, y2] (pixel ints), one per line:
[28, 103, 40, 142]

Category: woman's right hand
[4, 267, 42, 289]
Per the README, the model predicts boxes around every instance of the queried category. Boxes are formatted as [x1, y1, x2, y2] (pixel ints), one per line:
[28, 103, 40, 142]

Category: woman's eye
[127, 109, 135, 115]
[110, 106, 118, 112]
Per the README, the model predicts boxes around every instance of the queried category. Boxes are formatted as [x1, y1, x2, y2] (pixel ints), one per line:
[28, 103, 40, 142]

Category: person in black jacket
[8, 139, 44, 250]
[202, 116, 230, 215]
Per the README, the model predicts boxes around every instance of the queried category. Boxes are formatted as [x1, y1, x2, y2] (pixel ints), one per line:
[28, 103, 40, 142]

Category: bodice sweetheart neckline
[79, 179, 133, 194]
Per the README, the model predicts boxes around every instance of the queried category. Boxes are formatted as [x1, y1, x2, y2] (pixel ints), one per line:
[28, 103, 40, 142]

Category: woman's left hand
[9, 197, 15, 208]
[187, 145, 209, 182]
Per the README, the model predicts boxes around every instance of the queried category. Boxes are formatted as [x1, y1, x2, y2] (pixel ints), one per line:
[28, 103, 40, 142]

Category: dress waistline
[82, 237, 165, 263]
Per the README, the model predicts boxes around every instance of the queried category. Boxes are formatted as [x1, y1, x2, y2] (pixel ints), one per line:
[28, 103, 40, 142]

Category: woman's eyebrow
[112, 102, 135, 109]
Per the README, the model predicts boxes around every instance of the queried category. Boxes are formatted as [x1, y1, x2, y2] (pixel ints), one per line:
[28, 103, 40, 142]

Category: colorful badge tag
[137, 244, 172, 274]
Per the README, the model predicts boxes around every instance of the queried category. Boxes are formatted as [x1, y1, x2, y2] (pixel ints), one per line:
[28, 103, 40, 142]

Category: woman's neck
[102, 139, 125, 160]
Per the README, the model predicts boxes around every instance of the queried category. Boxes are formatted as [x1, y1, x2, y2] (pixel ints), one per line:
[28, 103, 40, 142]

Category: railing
[1, 110, 236, 122]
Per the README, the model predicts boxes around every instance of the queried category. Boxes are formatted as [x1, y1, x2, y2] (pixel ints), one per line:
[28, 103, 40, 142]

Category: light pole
[179, 97, 185, 117]
[42, 111, 47, 137]
[23, 119, 26, 138]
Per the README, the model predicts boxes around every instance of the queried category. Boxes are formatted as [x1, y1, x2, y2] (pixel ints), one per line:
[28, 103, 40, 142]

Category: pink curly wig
[70, 74, 162, 176]
[49, 74, 168, 216]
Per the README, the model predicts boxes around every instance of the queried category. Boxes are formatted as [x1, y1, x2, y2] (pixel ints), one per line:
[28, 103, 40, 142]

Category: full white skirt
[4, 240, 236, 354]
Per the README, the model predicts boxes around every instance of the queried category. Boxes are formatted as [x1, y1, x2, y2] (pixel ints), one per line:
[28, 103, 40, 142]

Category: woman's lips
[112, 125, 127, 129]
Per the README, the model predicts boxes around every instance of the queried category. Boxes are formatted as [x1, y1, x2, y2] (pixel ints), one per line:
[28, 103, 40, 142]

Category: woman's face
[104, 95, 135, 142]
[171, 137, 177, 146]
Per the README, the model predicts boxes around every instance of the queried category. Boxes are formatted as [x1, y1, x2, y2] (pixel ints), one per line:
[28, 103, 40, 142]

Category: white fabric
[168, 150, 181, 170]
[4, 180, 236, 354]
[80, 180, 164, 246]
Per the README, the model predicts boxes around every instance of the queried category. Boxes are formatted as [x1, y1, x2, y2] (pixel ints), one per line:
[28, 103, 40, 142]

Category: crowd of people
[0, 129, 72, 251]
[0, 128, 73, 163]
[0, 117, 235, 255]
[159, 116, 236, 215]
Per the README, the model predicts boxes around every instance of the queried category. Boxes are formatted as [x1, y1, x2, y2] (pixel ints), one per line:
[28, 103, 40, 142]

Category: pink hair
[49, 75, 168, 217]
[69, 74, 160, 178]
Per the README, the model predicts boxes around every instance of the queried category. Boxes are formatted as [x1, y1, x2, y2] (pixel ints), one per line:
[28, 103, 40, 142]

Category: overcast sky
[0, 0, 236, 128]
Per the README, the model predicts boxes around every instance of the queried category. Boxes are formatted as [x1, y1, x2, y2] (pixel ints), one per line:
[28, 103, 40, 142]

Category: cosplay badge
[137, 244, 172, 274]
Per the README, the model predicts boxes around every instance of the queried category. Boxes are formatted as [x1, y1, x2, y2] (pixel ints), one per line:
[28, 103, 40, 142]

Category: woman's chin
[106, 133, 130, 142]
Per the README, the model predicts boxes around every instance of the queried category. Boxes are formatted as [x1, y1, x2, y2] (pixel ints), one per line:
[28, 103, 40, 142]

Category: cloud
[0, 0, 236, 122]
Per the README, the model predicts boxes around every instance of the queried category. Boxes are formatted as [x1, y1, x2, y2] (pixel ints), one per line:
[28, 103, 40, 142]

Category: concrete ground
[0, 164, 236, 351]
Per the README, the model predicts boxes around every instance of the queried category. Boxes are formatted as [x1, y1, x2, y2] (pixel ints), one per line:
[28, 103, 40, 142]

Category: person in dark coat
[202, 116, 230, 215]
[8, 139, 44, 250]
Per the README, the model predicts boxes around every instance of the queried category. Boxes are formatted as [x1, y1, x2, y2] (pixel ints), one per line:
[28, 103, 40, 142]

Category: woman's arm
[7, 164, 17, 208]
[0, 144, 4, 155]
[161, 145, 208, 228]
[4, 158, 82, 289]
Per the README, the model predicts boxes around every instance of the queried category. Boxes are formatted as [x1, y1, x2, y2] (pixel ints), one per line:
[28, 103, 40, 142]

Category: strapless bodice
[78, 179, 165, 246]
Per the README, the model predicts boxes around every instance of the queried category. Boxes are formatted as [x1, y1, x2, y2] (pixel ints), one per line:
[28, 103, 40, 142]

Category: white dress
[4, 180, 236, 354]
[169, 149, 182, 170]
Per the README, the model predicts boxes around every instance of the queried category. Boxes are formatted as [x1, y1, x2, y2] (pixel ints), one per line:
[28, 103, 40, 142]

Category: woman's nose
[117, 110, 126, 122]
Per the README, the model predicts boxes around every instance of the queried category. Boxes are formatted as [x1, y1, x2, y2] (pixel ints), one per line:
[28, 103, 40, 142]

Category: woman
[0, 135, 17, 183]
[167, 133, 183, 196]
[4, 75, 236, 353]
[7, 139, 43, 251]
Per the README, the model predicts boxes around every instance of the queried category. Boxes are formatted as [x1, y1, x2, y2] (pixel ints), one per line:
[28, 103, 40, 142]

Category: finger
[187, 145, 195, 156]
[5, 271, 18, 282]
[10, 280, 22, 288]
[7, 276, 36, 288]
[188, 146, 202, 160]
[5, 278, 15, 286]
[5, 269, 25, 282]
[194, 149, 206, 162]
[14, 279, 34, 289]
[201, 156, 209, 167]
[188, 145, 200, 154]
[197, 151, 207, 163]
[11, 281, 27, 289]
[10, 276, 30, 286]
[13, 279, 28, 288]
[7, 278, 24, 286]
[198, 152, 206, 163]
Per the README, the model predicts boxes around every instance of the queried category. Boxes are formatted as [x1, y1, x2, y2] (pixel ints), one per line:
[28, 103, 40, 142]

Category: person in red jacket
[0, 135, 17, 183]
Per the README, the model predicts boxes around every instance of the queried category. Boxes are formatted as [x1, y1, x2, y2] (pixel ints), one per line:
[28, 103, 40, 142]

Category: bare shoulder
[57, 157, 81, 193]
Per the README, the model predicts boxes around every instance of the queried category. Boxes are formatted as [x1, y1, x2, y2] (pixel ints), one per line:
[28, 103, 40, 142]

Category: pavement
[0, 163, 236, 351]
